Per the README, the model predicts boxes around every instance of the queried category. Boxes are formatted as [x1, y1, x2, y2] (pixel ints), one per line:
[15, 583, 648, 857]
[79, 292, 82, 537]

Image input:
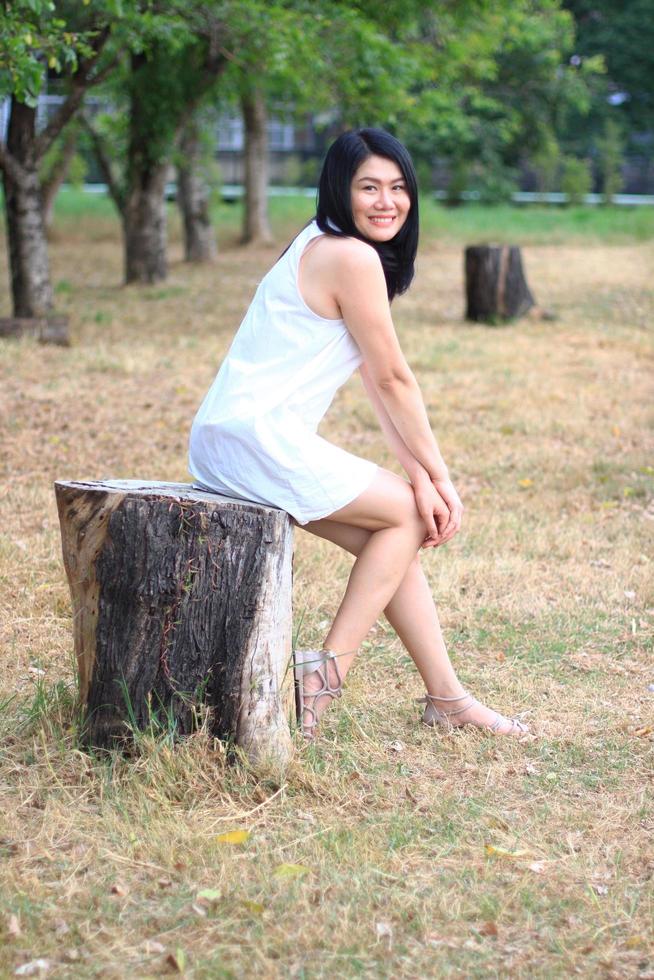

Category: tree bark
[0, 315, 69, 345]
[464, 245, 536, 323]
[1, 98, 54, 318]
[54, 480, 294, 770]
[177, 117, 217, 263]
[123, 165, 169, 284]
[241, 87, 272, 245]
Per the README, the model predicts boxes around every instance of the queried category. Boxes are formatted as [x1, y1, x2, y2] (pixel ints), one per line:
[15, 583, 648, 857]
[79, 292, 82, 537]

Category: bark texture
[241, 88, 272, 245]
[177, 119, 217, 263]
[0, 315, 69, 345]
[123, 167, 169, 284]
[465, 245, 536, 323]
[55, 480, 294, 770]
[2, 99, 54, 318]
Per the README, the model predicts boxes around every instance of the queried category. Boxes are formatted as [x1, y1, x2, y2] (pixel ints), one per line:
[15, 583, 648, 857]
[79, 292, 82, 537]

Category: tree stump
[464, 245, 535, 323]
[54, 480, 294, 770]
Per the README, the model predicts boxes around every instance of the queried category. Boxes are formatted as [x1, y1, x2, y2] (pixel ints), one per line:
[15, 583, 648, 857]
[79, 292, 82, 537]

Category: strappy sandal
[416, 691, 530, 737]
[293, 648, 350, 740]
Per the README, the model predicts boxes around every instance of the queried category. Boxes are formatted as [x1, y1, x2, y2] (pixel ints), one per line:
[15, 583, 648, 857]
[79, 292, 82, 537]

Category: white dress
[188, 219, 378, 525]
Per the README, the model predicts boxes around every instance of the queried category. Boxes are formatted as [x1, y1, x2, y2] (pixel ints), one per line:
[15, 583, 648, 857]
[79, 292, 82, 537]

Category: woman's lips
[368, 215, 396, 225]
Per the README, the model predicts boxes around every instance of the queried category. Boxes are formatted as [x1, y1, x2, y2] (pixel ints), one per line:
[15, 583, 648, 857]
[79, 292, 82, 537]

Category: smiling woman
[188, 127, 529, 743]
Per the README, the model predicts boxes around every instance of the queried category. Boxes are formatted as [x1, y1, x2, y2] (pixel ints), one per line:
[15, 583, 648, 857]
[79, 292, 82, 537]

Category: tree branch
[0, 139, 30, 189]
[79, 114, 126, 215]
[34, 25, 114, 160]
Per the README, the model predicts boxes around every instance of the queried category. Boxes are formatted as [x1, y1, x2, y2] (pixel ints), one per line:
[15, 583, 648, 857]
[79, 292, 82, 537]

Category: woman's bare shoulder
[316, 233, 382, 273]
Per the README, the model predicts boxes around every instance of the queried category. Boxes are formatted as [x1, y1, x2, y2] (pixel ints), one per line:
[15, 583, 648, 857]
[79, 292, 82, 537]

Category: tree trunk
[0, 315, 69, 345]
[123, 164, 169, 283]
[1, 98, 54, 317]
[464, 245, 536, 323]
[54, 480, 294, 770]
[177, 118, 217, 263]
[241, 87, 272, 245]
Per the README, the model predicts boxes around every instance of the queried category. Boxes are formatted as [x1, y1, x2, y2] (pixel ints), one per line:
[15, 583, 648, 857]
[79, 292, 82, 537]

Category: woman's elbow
[376, 366, 415, 392]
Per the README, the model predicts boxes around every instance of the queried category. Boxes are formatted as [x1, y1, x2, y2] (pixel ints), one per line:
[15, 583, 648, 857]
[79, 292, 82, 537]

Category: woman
[189, 128, 529, 741]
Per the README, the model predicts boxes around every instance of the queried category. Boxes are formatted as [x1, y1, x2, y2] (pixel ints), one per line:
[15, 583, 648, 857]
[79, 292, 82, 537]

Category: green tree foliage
[597, 117, 624, 203]
[561, 154, 592, 203]
[564, 0, 654, 136]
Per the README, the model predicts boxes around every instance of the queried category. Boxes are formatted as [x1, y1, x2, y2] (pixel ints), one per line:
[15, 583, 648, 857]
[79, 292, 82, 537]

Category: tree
[0, 1, 114, 318]
[176, 110, 218, 263]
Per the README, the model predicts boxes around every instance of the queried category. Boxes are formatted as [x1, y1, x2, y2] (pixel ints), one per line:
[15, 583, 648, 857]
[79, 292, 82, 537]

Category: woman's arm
[333, 240, 449, 483]
[358, 360, 427, 482]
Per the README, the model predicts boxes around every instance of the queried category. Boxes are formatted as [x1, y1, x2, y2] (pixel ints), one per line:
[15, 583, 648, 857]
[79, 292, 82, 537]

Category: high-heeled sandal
[416, 691, 530, 737]
[293, 648, 349, 740]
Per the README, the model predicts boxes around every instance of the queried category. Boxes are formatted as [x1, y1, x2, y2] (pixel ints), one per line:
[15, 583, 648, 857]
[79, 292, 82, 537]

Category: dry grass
[0, 205, 653, 978]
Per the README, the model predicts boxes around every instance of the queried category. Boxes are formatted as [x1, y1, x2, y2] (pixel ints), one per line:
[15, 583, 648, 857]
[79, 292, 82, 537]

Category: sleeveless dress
[187, 219, 378, 525]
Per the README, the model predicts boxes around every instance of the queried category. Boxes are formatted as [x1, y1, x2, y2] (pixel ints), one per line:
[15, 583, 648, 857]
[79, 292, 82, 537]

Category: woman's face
[350, 154, 411, 242]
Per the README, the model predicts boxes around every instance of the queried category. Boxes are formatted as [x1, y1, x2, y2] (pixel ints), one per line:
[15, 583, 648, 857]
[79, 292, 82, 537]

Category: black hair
[315, 127, 419, 301]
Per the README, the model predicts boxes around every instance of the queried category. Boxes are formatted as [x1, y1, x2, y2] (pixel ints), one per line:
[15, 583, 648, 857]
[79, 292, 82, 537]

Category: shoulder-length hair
[315, 128, 419, 301]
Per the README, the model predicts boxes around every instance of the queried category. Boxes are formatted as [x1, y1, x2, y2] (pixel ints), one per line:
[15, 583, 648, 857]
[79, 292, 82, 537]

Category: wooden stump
[54, 480, 294, 770]
[465, 245, 535, 323]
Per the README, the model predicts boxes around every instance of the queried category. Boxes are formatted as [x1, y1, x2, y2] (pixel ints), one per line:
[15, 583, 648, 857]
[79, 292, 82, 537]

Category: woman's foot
[417, 691, 530, 737]
[293, 649, 347, 739]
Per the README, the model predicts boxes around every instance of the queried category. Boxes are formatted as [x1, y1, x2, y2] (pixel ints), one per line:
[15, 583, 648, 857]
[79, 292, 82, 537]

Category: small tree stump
[465, 245, 535, 323]
[54, 480, 294, 769]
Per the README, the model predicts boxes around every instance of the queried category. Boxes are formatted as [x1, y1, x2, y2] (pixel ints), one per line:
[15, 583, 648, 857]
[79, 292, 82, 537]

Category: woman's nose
[375, 187, 393, 209]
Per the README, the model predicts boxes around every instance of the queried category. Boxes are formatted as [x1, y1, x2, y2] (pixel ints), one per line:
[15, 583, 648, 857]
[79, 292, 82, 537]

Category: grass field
[1, 195, 653, 978]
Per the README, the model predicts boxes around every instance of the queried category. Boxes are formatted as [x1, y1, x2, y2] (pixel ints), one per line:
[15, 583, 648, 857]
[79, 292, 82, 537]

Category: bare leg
[299, 513, 526, 734]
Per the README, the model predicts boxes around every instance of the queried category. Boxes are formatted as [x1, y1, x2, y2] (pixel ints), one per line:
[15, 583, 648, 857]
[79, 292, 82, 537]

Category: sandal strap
[416, 691, 475, 718]
[294, 647, 355, 738]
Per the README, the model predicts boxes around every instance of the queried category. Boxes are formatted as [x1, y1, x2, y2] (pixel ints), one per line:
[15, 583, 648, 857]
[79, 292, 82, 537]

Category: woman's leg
[299, 509, 527, 734]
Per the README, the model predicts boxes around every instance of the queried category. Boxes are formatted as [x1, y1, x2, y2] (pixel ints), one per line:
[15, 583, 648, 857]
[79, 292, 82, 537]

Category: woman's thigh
[315, 466, 424, 533]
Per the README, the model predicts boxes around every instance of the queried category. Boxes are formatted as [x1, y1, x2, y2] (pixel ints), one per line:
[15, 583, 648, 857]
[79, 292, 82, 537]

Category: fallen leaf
[166, 947, 186, 973]
[14, 961, 51, 977]
[215, 829, 250, 845]
[528, 861, 547, 874]
[196, 888, 221, 903]
[405, 786, 419, 804]
[273, 863, 311, 879]
[389, 740, 405, 753]
[141, 940, 166, 954]
[478, 921, 498, 937]
[518, 478, 533, 488]
[190, 903, 207, 917]
[7, 913, 21, 938]
[157, 878, 173, 889]
[242, 900, 265, 914]
[634, 725, 653, 737]
[375, 921, 393, 943]
[496, 650, 506, 662]
[625, 935, 647, 949]
[484, 844, 531, 860]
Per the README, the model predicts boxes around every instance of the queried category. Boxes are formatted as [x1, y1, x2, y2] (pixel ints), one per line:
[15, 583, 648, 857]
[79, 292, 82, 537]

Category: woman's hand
[410, 470, 464, 548]
[430, 476, 464, 545]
